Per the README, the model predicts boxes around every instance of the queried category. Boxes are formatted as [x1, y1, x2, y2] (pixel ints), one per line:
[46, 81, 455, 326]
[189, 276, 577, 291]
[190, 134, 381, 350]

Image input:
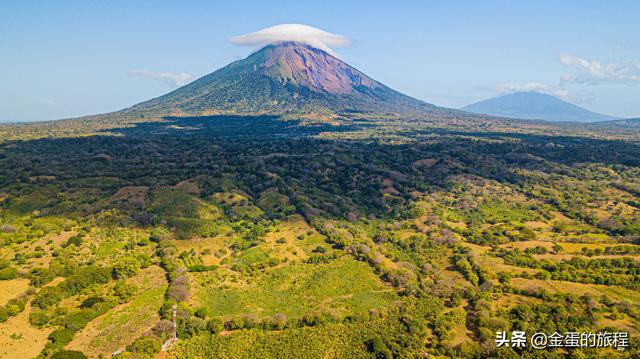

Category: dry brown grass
[510, 278, 640, 303]
[596, 316, 637, 335]
[0, 303, 53, 359]
[109, 186, 149, 204]
[533, 253, 640, 261]
[460, 241, 538, 276]
[499, 240, 554, 251]
[174, 179, 200, 195]
[0, 278, 29, 306]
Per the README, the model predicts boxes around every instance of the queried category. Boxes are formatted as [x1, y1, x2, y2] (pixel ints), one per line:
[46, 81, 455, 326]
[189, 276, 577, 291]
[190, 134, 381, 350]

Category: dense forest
[1, 114, 639, 358]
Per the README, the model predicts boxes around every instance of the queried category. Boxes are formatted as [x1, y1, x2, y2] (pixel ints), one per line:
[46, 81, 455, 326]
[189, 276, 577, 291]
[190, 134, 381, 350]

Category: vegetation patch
[194, 257, 397, 320]
[66, 266, 167, 357]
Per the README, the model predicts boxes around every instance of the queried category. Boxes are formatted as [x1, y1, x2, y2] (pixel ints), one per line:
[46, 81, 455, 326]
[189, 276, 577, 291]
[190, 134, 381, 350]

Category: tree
[206, 318, 224, 334]
[48, 328, 75, 345]
[127, 335, 162, 356]
[177, 317, 207, 338]
[152, 319, 175, 340]
[28, 267, 54, 287]
[112, 257, 140, 280]
[114, 281, 137, 303]
[367, 337, 392, 359]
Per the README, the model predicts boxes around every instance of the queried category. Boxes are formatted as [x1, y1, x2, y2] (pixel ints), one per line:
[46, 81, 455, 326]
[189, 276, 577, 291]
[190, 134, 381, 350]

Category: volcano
[126, 42, 438, 117]
[463, 91, 616, 123]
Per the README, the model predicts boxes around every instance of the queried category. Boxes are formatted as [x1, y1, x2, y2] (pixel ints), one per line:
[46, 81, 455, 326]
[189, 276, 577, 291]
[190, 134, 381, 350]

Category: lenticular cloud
[230, 24, 351, 55]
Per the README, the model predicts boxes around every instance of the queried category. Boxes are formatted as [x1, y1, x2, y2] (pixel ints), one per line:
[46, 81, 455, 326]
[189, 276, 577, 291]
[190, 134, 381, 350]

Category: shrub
[48, 328, 75, 345]
[80, 296, 105, 308]
[63, 309, 96, 331]
[188, 264, 218, 272]
[177, 317, 207, 338]
[136, 254, 152, 268]
[243, 313, 260, 329]
[112, 257, 140, 280]
[367, 337, 392, 359]
[194, 307, 207, 319]
[30, 309, 49, 327]
[152, 319, 176, 340]
[0, 266, 17, 280]
[269, 313, 288, 330]
[167, 273, 190, 302]
[206, 318, 224, 334]
[64, 235, 83, 247]
[61, 265, 111, 294]
[28, 267, 54, 287]
[32, 286, 66, 309]
[224, 317, 244, 330]
[301, 310, 338, 327]
[127, 335, 162, 356]
[114, 281, 138, 303]
[312, 246, 326, 254]
[0, 306, 8, 322]
[51, 350, 87, 359]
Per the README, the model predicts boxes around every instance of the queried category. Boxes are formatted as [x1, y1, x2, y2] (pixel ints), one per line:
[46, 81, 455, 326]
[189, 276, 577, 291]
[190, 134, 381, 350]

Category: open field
[0, 304, 53, 359]
[0, 278, 29, 306]
[66, 266, 168, 357]
[510, 278, 640, 303]
[193, 256, 398, 320]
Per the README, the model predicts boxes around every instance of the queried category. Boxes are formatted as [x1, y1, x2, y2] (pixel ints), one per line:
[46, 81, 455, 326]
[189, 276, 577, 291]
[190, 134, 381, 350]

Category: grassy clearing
[0, 304, 53, 359]
[596, 317, 637, 335]
[66, 266, 167, 357]
[559, 242, 622, 253]
[492, 293, 543, 311]
[109, 185, 149, 203]
[0, 278, 29, 306]
[213, 191, 263, 219]
[498, 240, 554, 251]
[263, 215, 328, 261]
[193, 257, 397, 320]
[152, 187, 224, 239]
[460, 241, 538, 276]
[533, 253, 640, 261]
[256, 188, 291, 212]
[169, 235, 229, 266]
[510, 278, 640, 303]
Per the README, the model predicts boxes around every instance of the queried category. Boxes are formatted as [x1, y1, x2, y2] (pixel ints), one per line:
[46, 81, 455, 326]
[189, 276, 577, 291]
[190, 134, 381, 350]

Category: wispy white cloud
[559, 54, 640, 85]
[128, 70, 193, 87]
[230, 24, 351, 55]
[493, 82, 570, 99]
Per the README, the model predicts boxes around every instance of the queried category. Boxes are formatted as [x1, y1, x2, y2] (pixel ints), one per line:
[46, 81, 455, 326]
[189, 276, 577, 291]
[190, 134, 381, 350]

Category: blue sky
[1, 0, 639, 122]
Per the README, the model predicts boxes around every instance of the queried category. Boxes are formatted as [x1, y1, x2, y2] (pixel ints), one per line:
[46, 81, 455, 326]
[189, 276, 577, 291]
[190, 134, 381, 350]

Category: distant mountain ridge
[127, 41, 439, 117]
[462, 91, 616, 123]
[599, 117, 640, 128]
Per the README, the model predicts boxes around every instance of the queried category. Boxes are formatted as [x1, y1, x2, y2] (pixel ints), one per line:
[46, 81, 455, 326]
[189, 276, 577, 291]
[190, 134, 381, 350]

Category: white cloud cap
[128, 70, 193, 87]
[230, 24, 351, 55]
[495, 82, 570, 99]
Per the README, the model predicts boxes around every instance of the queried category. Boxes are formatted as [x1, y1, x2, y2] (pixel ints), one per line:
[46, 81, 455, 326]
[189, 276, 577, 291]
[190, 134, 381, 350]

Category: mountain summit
[462, 91, 616, 123]
[128, 42, 437, 117]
